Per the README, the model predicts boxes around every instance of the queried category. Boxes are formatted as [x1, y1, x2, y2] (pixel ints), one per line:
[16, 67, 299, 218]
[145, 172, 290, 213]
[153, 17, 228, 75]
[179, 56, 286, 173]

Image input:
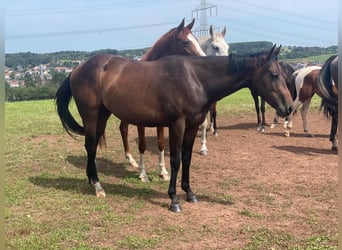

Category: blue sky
[5, 0, 338, 53]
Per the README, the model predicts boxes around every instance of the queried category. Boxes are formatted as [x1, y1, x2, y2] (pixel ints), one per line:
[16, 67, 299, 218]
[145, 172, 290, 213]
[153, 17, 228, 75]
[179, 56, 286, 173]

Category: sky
[5, 0, 338, 53]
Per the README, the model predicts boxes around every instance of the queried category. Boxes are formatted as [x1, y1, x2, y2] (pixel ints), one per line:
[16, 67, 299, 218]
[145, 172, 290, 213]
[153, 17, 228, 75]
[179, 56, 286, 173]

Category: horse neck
[142, 31, 177, 61]
[193, 56, 251, 102]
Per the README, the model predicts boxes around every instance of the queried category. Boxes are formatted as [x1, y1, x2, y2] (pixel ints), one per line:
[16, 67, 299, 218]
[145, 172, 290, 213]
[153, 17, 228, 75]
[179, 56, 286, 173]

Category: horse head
[173, 18, 206, 57]
[200, 25, 229, 56]
[249, 45, 293, 118]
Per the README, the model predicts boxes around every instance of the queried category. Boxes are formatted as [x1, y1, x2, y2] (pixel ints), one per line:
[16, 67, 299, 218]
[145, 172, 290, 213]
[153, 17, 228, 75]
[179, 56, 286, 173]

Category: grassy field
[5, 90, 331, 249]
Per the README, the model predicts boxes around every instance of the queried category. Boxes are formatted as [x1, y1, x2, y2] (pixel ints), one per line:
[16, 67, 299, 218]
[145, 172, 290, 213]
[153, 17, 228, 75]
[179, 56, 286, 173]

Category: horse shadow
[29, 155, 233, 209]
[272, 145, 335, 155]
[29, 174, 234, 209]
[263, 131, 329, 139]
[217, 122, 257, 131]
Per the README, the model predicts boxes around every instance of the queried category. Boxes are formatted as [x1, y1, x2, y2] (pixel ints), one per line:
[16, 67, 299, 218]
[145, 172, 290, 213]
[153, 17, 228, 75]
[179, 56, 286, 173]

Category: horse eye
[212, 45, 219, 50]
[271, 72, 279, 78]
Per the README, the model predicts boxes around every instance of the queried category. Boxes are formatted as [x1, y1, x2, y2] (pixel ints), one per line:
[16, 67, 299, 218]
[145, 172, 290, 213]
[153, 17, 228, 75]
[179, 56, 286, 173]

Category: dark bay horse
[317, 55, 338, 151]
[250, 61, 295, 132]
[55, 45, 293, 212]
[118, 18, 206, 182]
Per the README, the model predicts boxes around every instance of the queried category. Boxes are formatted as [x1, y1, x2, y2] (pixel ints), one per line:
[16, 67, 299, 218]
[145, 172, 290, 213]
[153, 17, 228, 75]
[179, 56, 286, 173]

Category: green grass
[5, 93, 335, 249]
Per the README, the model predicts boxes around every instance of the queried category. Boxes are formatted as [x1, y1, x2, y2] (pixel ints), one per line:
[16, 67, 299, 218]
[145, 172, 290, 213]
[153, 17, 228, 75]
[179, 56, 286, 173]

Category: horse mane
[141, 27, 190, 61]
[228, 49, 275, 73]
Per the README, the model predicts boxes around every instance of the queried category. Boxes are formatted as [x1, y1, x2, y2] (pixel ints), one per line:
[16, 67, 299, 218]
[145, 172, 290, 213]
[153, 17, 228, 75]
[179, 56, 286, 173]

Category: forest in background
[5, 41, 338, 68]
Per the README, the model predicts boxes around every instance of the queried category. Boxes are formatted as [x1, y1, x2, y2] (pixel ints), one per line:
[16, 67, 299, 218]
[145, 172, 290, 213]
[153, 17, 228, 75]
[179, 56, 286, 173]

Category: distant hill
[5, 42, 337, 68]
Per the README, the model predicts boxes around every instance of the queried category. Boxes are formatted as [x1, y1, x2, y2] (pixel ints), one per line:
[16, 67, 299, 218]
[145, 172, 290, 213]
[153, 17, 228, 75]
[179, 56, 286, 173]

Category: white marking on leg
[200, 117, 208, 155]
[138, 153, 149, 182]
[126, 153, 138, 168]
[158, 150, 170, 180]
[93, 182, 106, 197]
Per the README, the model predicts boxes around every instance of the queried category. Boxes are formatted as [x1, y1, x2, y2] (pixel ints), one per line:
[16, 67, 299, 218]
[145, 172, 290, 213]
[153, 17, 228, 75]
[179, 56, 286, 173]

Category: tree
[24, 72, 35, 87]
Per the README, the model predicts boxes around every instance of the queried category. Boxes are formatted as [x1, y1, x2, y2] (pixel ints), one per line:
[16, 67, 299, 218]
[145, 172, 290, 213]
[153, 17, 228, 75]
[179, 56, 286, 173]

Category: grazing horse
[55, 45, 293, 212]
[251, 62, 295, 132]
[198, 25, 229, 155]
[274, 65, 322, 137]
[317, 55, 338, 151]
[118, 18, 206, 182]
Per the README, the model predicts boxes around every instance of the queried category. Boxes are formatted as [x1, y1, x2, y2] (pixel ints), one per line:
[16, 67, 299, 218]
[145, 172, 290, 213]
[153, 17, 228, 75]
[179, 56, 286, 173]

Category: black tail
[318, 55, 338, 104]
[55, 76, 85, 137]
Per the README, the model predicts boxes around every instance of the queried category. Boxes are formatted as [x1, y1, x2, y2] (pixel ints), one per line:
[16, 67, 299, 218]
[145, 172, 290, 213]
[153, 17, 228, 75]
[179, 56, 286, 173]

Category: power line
[233, 0, 336, 25]
[6, 21, 179, 40]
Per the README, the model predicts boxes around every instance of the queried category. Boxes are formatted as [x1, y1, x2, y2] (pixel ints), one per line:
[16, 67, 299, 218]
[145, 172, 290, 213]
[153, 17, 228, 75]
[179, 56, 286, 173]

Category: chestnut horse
[118, 18, 206, 182]
[55, 45, 293, 212]
[317, 55, 338, 151]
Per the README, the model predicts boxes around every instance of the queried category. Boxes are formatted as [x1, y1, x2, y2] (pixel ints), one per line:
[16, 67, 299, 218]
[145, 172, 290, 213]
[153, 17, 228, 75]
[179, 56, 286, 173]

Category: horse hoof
[332, 146, 338, 152]
[96, 190, 106, 198]
[160, 174, 170, 181]
[187, 195, 199, 203]
[139, 176, 150, 182]
[200, 150, 208, 156]
[169, 203, 182, 213]
[213, 132, 218, 137]
[284, 131, 290, 137]
[130, 162, 139, 168]
[270, 124, 275, 129]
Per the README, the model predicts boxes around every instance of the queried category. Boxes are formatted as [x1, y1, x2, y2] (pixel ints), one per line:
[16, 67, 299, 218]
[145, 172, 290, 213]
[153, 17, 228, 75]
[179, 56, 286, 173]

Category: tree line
[5, 41, 337, 102]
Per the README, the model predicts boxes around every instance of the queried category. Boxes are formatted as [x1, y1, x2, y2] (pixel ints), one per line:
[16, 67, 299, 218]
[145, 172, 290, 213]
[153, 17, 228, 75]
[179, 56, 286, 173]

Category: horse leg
[251, 91, 262, 131]
[330, 108, 338, 152]
[210, 102, 218, 136]
[260, 98, 266, 132]
[181, 126, 199, 204]
[168, 120, 185, 212]
[137, 126, 149, 182]
[157, 127, 170, 181]
[270, 114, 279, 129]
[85, 106, 111, 197]
[199, 117, 208, 156]
[283, 115, 292, 137]
[119, 121, 138, 168]
[301, 98, 314, 137]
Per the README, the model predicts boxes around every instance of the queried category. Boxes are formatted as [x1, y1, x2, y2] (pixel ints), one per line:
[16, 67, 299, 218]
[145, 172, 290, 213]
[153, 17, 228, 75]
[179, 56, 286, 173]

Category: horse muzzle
[276, 104, 293, 118]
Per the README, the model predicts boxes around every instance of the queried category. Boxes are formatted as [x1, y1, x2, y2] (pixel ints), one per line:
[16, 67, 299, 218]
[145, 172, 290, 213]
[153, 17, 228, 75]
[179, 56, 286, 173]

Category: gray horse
[198, 25, 229, 155]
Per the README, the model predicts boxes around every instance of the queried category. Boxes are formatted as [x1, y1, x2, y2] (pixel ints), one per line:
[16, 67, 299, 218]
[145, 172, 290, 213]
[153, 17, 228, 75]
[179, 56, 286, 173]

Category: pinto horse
[198, 25, 229, 155]
[250, 62, 295, 132]
[118, 18, 206, 182]
[317, 55, 338, 151]
[271, 65, 322, 137]
[55, 45, 293, 212]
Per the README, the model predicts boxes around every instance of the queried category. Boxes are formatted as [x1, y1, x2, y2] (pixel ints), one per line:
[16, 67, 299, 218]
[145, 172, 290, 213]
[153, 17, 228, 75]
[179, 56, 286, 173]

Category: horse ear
[209, 25, 214, 37]
[186, 18, 195, 30]
[273, 45, 282, 56]
[221, 26, 227, 37]
[266, 44, 277, 60]
[177, 18, 185, 32]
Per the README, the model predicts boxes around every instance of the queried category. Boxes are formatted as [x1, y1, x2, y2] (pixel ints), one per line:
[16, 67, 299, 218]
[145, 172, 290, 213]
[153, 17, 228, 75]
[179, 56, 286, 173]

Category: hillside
[5, 42, 338, 68]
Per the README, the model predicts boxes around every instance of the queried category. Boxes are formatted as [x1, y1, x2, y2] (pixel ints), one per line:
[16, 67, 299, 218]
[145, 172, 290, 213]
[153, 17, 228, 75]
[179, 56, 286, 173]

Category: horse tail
[318, 55, 338, 104]
[55, 75, 85, 137]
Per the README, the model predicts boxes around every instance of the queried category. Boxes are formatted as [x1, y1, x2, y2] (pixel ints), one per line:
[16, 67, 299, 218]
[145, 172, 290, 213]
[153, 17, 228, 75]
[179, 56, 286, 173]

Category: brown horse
[118, 18, 206, 182]
[317, 55, 338, 151]
[55, 44, 293, 212]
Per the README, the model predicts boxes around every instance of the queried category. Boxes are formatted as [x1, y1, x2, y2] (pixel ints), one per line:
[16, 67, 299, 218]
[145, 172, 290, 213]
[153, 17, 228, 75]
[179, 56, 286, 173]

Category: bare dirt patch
[88, 110, 337, 249]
